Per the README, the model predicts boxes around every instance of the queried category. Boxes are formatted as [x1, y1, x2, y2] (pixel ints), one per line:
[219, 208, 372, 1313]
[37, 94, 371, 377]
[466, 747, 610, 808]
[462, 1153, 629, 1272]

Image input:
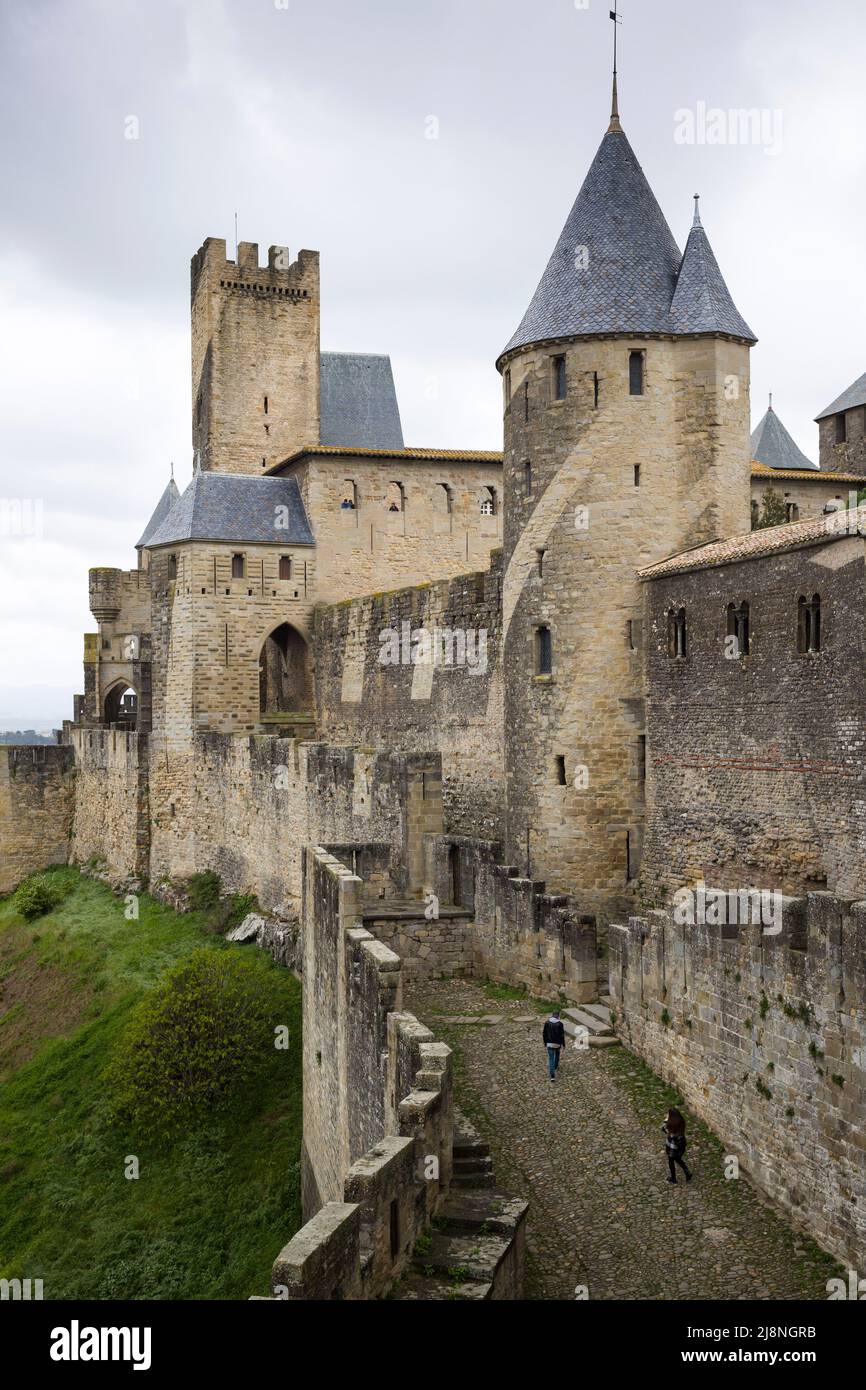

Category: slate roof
[498, 121, 755, 364]
[135, 478, 180, 549]
[320, 353, 404, 450]
[750, 403, 817, 471]
[144, 472, 314, 548]
[815, 369, 866, 421]
[669, 203, 755, 340]
[638, 506, 866, 582]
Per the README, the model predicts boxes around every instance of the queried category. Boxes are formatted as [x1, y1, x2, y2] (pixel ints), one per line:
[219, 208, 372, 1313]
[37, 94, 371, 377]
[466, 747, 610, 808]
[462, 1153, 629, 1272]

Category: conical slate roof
[136, 477, 180, 549]
[750, 402, 817, 471]
[669, 201, 755, 339]
[815, 369, 866, 422]
[499, 106, 755, 363]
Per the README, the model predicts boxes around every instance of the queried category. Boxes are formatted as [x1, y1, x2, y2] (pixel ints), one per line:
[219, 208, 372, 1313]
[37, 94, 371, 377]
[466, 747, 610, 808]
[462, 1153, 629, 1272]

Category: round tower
[497, 82, 756, 918]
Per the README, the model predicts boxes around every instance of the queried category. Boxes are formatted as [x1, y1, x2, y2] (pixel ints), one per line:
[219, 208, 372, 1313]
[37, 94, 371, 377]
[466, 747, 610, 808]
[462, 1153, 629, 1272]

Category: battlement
[190, 236, 319, 302]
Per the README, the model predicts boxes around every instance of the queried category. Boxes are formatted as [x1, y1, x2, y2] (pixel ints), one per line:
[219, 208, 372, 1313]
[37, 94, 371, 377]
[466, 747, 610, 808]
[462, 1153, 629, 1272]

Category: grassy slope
[0, 868, 302, 1300]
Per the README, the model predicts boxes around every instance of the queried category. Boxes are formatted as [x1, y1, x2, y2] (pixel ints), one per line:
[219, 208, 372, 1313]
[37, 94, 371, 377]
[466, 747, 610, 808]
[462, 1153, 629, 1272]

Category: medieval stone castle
[3, 79, 866, 1295]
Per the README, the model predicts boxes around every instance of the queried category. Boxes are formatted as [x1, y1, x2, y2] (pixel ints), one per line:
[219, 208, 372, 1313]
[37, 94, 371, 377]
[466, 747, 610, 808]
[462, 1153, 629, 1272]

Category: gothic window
[726, 600, 750, 656]
[232, 553, 245, 579]
[536, 625, 552, 675]
[552, 355, 567, 401]
[667, 607, 686, 659]
[798, 594, 821, 653]
[279, 555, 292, 580]
[629, 350, 645, 396]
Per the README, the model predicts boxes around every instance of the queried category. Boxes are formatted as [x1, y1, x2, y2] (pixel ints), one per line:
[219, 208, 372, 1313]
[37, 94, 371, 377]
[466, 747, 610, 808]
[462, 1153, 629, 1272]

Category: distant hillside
[0, 731, 56, 745]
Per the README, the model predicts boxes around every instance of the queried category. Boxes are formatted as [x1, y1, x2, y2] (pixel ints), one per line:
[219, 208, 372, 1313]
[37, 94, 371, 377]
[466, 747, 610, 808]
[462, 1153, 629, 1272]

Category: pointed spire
[751, 401, 817, 471]
[692, 193, 702, 228]
[608, 72, 622, 133]
[669, 197, 756, 341]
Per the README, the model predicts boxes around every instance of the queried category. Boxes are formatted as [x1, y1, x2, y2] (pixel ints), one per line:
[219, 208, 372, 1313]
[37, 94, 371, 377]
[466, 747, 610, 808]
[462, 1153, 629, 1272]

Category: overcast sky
[1, 0, 864, 727]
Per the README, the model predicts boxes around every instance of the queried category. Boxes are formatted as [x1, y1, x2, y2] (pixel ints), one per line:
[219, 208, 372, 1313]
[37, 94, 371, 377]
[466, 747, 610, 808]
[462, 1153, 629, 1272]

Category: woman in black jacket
[662, 1107, 693, 1184]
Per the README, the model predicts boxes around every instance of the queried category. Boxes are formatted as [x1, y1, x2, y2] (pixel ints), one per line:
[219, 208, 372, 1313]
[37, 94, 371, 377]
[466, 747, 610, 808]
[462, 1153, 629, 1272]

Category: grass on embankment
[0, 867, 301, 1300]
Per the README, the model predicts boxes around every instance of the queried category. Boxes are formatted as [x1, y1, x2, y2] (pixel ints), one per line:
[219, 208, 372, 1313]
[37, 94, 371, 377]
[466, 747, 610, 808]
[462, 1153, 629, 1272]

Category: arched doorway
[259, 624, 312, 714]
[104, 682, 138, 730]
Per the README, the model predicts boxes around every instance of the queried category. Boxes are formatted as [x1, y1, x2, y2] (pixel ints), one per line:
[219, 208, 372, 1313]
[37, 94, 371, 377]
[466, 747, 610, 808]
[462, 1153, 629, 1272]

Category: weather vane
[610, 4, 622, 78]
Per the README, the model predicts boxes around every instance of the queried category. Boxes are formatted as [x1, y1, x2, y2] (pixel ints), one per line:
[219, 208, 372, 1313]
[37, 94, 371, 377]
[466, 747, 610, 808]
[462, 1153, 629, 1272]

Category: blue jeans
[547, 1045, 561, 1078]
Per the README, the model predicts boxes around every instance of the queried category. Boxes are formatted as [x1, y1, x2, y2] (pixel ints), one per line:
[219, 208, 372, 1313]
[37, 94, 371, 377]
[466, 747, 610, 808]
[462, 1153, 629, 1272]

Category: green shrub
[185, 871, 222, 913]
[14, 875, 64, 921]
[107, 950, 283, 1137]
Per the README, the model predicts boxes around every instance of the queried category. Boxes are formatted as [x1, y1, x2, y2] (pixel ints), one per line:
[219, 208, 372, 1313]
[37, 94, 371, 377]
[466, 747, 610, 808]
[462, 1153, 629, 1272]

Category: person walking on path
[543, 1009, 566, 1081]
[662, 1106, 693, 1184]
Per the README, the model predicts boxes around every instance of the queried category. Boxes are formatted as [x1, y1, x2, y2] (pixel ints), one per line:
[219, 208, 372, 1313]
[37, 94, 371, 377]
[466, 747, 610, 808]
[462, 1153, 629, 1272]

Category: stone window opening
[387, 481, 405, 513]
[523, 460, 533, 498]
[231, 553, 245, 579]
[593, 371, 600, 408]
[104, 682, 138, 731]
[535, 624, 552, 676]
[785, 499, 799, 523]
[798, 594, 821, 654]
[168, 553, 177, 580]
[523, 379, 529, 422]
[629, 350, 645, 396]
[389, 1200, 400, 1259]
[279, 555, 292, 581]
[264, 395, 269, 414]
[341, 480, 358, 510]
[536, 547, 546, 579]
[638, 734, 646, 785]
[480, 485, 497, 517]
[835, 413, 847, 445]
[259, 622, 313, 714]
[552, 354, 567, 401]
[436, 482, 453, 514]
[634, 464, 641, 488]
[726, 600, 750, 656]
[667, 607, 686, 659]
[504, 368, 512, 405]
[555, 755, 567, 785]
[751, 498, 760, 528]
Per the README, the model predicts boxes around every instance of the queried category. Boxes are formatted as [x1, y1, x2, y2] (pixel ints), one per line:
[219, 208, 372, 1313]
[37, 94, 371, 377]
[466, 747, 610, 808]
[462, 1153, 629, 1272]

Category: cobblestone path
[408, 978, 840, 1302]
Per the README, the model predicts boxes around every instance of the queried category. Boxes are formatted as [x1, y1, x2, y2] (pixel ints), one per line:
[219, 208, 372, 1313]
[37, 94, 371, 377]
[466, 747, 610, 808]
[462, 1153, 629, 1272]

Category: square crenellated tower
[191, 237, 320, 475]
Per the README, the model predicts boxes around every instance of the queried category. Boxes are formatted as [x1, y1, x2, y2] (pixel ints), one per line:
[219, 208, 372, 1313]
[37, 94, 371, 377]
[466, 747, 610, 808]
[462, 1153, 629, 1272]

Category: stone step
[562, 1007, 613, 1037]
[600, 993, 614, 1007]
[412, 1228, 512, 1286]
[451, 1171, 496, 1189]
[390, 1271, 492, 1300]
[438, 1190, 528, 1236]
[581, 1002, 613, 1026]
[453, 1137, 490, 1161]
[453, 1154, 493, 1176]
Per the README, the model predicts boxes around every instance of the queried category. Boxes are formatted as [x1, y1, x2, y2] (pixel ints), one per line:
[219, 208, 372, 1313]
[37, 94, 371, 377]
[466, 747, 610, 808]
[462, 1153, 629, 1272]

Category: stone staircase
[390, 1110, 527, 1300]
[561, 997, 619, 1049]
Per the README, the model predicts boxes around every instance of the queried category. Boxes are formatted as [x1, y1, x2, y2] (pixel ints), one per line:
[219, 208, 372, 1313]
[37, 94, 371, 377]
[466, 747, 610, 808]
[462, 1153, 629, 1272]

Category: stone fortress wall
[640, 533, 866, 906]
[313, 552, 504, 840]
[610, 893, 866, 1269]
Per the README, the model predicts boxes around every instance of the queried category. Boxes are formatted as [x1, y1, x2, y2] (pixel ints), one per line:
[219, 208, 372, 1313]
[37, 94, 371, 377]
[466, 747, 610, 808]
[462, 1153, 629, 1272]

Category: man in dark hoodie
[543, 1009, 566, 1081]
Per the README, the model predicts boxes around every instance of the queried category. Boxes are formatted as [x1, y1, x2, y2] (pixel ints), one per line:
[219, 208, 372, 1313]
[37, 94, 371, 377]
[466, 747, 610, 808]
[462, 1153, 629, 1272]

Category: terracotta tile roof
[751, 462, 862, 484]
[638, 505, 866, 581]
[269, 445, 503, 472]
